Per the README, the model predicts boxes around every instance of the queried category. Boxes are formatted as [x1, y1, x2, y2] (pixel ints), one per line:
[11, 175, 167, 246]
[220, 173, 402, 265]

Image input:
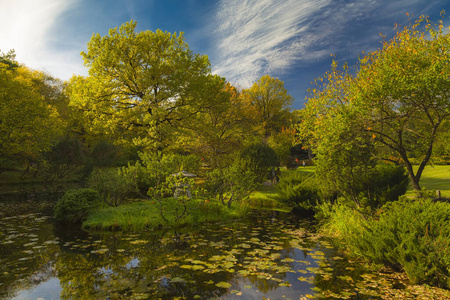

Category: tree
[301, 15, 450, 192]
[242, 75, 294, 137]
[178, 75, 254, 167]
[0, 64, 64, 169]
[239, 143, 279, 182]
[0, 49, 19, 70]
[69, 20, 211, 150]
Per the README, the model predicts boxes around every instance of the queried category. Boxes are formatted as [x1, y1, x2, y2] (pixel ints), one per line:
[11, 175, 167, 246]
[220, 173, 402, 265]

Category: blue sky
[1, 0, 449, 109]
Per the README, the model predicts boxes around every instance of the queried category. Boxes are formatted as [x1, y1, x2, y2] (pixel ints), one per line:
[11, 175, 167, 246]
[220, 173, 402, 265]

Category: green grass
[83, 198, 250, 231]
[246, 184, 291, 212]
[285, 165, 449, 198]
[406, 165, 450, 198]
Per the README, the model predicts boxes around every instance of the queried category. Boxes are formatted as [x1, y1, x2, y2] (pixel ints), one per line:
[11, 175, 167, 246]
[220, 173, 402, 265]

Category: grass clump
[276, 171, 320, 213]
[82, 198, 249, 231]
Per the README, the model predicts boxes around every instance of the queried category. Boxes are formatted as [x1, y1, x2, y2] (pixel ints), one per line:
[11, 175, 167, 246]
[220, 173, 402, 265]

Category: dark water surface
[0, 192, 415, 299]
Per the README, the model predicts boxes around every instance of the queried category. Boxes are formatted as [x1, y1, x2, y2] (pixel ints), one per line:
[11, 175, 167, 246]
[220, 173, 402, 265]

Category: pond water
[0, 192, 425, 299]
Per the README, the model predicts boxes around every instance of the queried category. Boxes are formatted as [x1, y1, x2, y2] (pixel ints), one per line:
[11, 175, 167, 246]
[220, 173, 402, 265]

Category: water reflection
[1, 197, 418, 299]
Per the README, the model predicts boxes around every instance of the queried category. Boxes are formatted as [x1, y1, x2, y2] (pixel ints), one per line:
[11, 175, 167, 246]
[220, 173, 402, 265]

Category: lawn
[406, 165, 450, 198]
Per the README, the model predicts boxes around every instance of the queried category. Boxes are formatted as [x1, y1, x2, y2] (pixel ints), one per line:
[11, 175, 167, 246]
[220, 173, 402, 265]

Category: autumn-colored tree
[301, 15, 450, 192]
[242, 75, 294, 137]
[69, 20, 211, 150]
[178, 75, 254, 167]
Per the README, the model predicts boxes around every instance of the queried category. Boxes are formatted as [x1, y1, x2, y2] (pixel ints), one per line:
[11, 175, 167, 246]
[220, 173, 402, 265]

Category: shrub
[323, 197, 450, 288]
[88, 168, 134, 207]
[277, 171, 320, 212]
[203, 161, 258, 208]
[41, 136, 85, 180]
[358, 163, 409, 208]
[120, 152, 200, 194]
[54, 188, 102, 223]
[239, 143, 278, 182]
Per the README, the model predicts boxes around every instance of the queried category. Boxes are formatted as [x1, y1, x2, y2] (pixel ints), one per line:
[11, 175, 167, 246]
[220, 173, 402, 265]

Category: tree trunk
[404, 161, 421, 191]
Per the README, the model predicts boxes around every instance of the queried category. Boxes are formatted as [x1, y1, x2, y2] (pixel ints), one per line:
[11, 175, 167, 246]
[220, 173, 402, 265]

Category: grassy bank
[83, 198, 249, 231]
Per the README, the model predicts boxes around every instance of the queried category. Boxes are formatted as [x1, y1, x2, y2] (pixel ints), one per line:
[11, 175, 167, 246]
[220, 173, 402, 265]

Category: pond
[0, 191, 437, 299]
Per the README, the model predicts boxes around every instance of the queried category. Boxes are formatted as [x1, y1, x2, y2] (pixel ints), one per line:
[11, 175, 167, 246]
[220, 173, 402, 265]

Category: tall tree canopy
[178, 75, 254, 167]
[242, 75, 294, 137]
[301, 15, 450, 191]
[69, 20, 211, 150]
[0, 63, 64, 165]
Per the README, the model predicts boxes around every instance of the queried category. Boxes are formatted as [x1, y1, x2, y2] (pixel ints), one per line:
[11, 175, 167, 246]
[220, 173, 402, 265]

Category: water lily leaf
[171, 277, 185, 283]
[130, 240, 147, 245]
[278, 281, 291, 287]
[215, 282, 232, 289]
[180, 265, 193, 269]
[238, 269, 250, 276]
[204, 280, 214, 284]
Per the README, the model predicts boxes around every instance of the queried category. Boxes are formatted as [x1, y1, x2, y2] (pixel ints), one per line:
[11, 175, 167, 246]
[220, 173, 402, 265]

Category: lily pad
[215, 282, 232, 289]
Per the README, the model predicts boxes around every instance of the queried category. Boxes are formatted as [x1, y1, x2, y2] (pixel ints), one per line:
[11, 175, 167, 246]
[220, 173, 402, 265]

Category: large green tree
[301, 15, 450, 192]
[69, 20, 211, 150]
[0, 63, 64, 168]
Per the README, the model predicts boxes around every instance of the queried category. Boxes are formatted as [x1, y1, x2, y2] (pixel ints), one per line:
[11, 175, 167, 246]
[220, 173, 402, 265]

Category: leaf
[170, 277, 185, 283]
[215, 282, 232, 289]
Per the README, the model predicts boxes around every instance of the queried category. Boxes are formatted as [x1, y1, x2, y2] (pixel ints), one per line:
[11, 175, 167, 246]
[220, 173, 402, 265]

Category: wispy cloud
[0, 0, 86, 80]
[211, 0, 424, 88]
[212, 0, 335, 88]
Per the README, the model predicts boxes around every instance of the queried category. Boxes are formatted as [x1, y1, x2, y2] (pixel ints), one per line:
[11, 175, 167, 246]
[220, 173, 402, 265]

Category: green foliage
[204, 161, 258, 208]
[69, 20, 211, 150]
[301, 15, 450, 192]
[90, 141, 119, 167]
[41, 136, 85, 180]
[0, 49, 19, 70]
[88, 168, 134, 207]
[242, 74, 294, 137]
[0, 64, 64, 167]
[322, 198, 450, 288]
[276, 171, 319, 212]
[54, 188, 102, 223]
[120, 151, 199, 193]
[267, 127, 296, 166]
[239, 143, 279, 182]
[362, 163, 409, 206]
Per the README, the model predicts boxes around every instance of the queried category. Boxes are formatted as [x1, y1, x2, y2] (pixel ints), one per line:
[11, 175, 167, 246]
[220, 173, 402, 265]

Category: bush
[358, 163, 409, 208]
[54, 188, 102, 223]
[277, 171, 320, 212]
[239, 143, 278, 182]
[319, 163, 409, 210]
[88, 168, 134, 207]
[41, 136, 86, 180]
[323, 197, 450, 288]
[203, 161, 258, 208]
[120, 152, 200, 193]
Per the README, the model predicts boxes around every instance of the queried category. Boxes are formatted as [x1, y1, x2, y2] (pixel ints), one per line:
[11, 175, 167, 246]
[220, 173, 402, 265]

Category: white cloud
[212, 0, 333, 88]
[0, 0, 86, 80]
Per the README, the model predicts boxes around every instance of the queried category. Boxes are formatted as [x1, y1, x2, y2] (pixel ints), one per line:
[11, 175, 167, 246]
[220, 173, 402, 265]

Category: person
[275, 167, 281, 184]
[302, 160, 306, 167]
[271, 167, 276, 185]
